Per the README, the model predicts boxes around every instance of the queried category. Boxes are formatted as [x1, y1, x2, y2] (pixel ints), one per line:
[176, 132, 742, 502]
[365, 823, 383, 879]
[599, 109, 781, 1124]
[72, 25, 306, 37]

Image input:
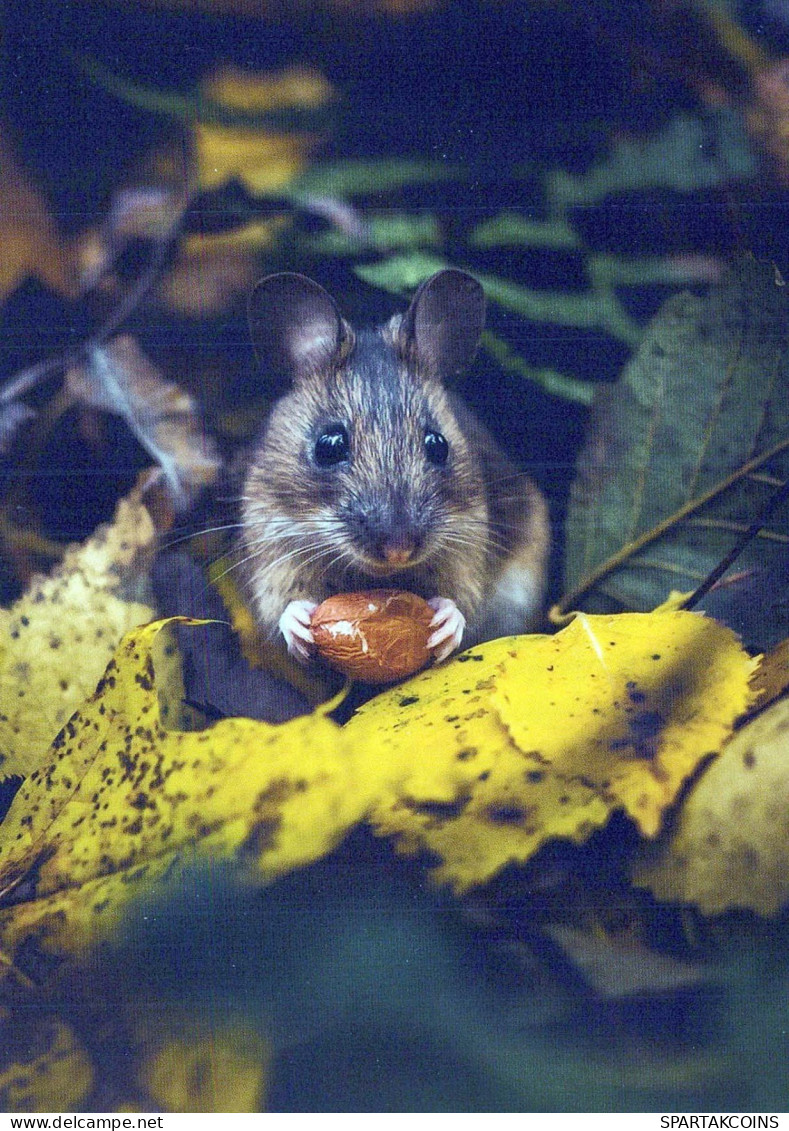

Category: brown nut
[311, 589, 434, 683]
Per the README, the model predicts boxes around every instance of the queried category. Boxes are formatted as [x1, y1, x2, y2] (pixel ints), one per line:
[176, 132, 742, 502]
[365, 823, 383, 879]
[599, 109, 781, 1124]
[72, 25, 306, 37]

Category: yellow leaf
[0, 619, 369, 960]
[203, 67, 332, 113]
[195, 66, 333, 193]
[0, 1017, 93, 1113]
[139, 1027, 268, 1113]
[633, 695, 789, 916]
[493, 612, 755, 837]
[0, 483, 157, 779]
[350, 611, 755, 890]
[0, 607, 755, 956]
[0, 860, 177, 957]
[653, 589, 695, 612]
[151, 65, 333, 315]
[347, 637, 608, 889]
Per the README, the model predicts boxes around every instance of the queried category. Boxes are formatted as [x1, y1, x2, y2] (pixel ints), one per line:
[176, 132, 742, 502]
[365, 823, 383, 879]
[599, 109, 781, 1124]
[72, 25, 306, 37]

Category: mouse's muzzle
[340, 492, 431, 574]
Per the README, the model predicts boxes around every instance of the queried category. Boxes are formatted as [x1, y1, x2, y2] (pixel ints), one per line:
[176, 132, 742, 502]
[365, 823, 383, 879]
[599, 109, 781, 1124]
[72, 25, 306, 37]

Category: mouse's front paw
[279, 599, 319, 662]
[427, 596, 466, 663]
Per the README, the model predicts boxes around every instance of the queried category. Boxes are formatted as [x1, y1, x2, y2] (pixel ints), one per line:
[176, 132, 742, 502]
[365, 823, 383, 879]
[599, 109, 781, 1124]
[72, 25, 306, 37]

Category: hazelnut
[311, 589, 434, 683]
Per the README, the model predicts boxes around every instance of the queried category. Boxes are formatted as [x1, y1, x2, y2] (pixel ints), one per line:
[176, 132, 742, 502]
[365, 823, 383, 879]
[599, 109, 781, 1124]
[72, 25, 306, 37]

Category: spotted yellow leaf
[349, 612, 755, 890]
[344, 637, 608, 889]
[634, 694, 789, 916]
[0, 485, 157, 780]
[493, 612, 755, 837]
[0, 619, 367, 961]
[0, 608, 755, 958]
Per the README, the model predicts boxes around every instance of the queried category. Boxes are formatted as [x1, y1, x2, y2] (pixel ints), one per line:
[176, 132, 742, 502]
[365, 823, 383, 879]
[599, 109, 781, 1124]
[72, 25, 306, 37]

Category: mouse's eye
[314, 424, 350, 466]
[424, 430, 449, 466]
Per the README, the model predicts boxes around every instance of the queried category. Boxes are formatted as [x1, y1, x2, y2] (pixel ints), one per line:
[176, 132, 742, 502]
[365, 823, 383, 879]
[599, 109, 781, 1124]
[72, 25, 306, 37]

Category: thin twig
[0, 200, 187, 407]
[683, 473, 789, 610]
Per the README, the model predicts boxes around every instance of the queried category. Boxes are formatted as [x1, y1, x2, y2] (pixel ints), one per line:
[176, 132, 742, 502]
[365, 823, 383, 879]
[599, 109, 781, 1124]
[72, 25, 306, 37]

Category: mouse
[238, 268, 549, 664]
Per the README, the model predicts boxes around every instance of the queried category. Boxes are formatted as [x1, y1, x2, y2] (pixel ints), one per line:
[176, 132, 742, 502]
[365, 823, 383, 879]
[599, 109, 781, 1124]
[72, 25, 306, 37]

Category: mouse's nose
[381, 542, 416, 567]
[344, 500, 424, 569]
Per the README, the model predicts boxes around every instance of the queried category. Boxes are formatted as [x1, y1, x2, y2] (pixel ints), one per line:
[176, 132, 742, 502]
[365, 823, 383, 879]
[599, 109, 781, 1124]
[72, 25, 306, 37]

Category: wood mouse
[239, 269, 549, 663]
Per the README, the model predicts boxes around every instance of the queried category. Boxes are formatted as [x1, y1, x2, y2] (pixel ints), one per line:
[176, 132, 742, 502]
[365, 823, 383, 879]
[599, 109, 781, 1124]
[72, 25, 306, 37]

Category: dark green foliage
[564, 260, 789, 616]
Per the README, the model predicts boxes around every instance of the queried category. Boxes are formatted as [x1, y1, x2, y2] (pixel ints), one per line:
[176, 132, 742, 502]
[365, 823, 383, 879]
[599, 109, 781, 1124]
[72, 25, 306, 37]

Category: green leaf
[480, 331, 596, 406]
[74, 53, 334, 132]
[305, 212, 442, 256]
[478, 272, 641, 345]
[353, 251, 451, 294]
[544, 110, 755, 213]
[561, 259, 789, 615]
[470, 213, 580, 249]
[355, 254, 642, 344]
[586, 254, 723, 290]
[290, 158, 462, 199]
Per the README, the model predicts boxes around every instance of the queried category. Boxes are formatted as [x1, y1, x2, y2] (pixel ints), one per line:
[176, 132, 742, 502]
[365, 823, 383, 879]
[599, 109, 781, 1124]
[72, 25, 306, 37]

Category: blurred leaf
[0, 134, 78, 303]
[634, 693, 789, 916]
[306, 211, 441, 255]
[545, 924, 707, 998]
[354, 250, 451, 294]
[139, 1028, 268, 1113]
[356, 253, 642, 343]
[587, 253, 725, 289]
[478, 271, 641, 345]
[157, 228, 270, 315]
[0, 1017, 93, 1113]
[194, 66, 334, 193]
[471, 212, 580, 249]
[0, 996, 267, 1114]
[291, 157, 462, 198]
[747, 59, 789, 187]
[561, 259, 789, 618]
[543, 109, 755, 212]
[66, 336, 221, 511]
[77, 187, 185, 291]
[77, 55, 333, 133]
[0, 404, 35, 455]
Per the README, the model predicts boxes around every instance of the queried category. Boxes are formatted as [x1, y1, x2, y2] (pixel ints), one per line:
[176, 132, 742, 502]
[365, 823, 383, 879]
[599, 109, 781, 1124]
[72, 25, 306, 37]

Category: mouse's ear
[249, 273, 345, 382]
[401, 269, 486, 381]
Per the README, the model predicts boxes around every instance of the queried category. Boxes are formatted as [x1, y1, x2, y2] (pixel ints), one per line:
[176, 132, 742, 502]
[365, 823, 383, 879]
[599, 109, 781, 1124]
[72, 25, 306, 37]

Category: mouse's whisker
[159, 522, 246, 552]
[440, 528, 510, 557]
[482, 469, 550, 490]
[238, 538, 338, 579]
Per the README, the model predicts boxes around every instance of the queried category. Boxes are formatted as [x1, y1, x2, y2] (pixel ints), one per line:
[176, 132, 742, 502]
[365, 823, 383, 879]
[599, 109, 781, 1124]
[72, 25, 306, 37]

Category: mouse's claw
[279, 599, 318, 662]
[427, 596, 466, 662]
